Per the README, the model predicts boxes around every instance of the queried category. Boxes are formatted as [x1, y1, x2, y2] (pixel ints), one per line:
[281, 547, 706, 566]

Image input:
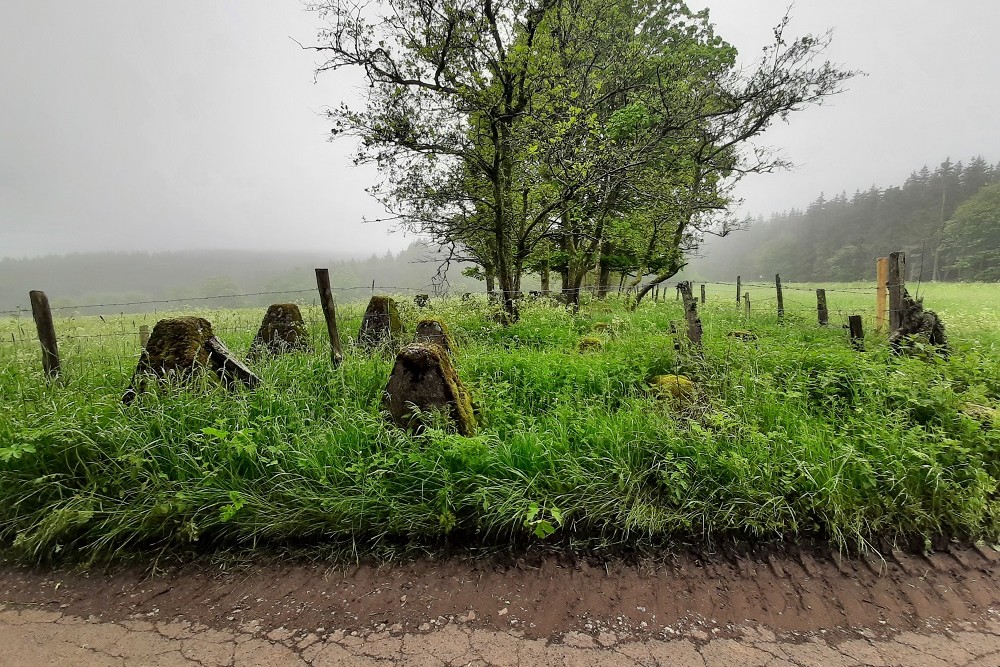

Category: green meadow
[1, 283, 998, 562]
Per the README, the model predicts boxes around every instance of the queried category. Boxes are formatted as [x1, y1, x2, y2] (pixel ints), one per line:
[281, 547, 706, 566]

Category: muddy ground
[3, 545, 999, 642]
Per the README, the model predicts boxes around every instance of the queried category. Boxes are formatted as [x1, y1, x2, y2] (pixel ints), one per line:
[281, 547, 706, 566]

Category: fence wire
[0, 279, 886, 316]
[0, 274, 897, 365]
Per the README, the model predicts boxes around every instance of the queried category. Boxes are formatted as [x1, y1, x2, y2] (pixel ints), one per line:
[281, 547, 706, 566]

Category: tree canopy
[307, 0, 856, 317]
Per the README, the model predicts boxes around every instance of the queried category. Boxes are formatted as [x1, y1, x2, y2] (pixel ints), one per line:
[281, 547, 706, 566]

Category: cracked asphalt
[5, 546, 1000, 665]
[3, 604, 1000, 666]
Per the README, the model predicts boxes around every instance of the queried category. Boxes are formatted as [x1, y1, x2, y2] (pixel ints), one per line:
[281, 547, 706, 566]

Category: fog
[1, 1, 998, 259]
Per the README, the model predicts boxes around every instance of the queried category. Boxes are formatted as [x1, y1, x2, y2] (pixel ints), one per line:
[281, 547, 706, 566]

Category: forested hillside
[694, 156, 1000, 282]
[0, 244, 481, 314]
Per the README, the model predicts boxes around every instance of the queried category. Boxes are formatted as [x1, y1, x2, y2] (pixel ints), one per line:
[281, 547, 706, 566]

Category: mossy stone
[414, 318, 455, 353]
[358, 295, 403, 349]
[123, 317, 214, 402]
[577, 336, 603, 353]
[961, 403, 997, 429]
[649, 374, 696, 404]
[248, 303, 309, 359]
[384, 343, 476, 436]
[123, 316, 260, 404]
[141, 317, 214, 374]
[727, 330, 758, 341]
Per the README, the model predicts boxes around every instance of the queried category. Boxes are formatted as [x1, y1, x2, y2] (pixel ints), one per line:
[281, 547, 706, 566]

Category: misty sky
[1, 1, 998, 259]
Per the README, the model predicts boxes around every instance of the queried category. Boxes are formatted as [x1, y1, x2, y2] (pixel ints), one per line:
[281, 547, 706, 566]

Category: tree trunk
[630, 266, 682, 310]
[562, 261, 588, 312]
[540, 260, 550, 294]
[597, 261, 611, 299]
[485, 264, 497, 301]
[497, 272, 520, 322]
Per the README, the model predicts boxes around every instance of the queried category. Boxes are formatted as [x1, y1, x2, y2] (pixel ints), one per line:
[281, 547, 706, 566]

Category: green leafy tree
[941, 182, 1000, 280]
[306, 0, 854, 317]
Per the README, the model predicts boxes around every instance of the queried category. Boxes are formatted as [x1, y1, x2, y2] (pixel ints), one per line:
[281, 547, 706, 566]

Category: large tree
[306, 0, 854, 316]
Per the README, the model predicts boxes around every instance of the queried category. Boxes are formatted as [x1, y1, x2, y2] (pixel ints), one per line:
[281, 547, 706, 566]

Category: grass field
[1, 282, 999, 562]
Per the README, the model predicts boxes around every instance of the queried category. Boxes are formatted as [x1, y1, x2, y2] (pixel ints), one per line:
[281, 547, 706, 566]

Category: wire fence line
[0, 297, 881, 355]
[0, 285, 448, 316]
[0, 277, 888, 317]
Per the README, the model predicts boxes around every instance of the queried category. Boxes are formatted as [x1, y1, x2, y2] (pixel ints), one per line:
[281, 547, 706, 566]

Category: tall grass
[1, 284, 998, 562]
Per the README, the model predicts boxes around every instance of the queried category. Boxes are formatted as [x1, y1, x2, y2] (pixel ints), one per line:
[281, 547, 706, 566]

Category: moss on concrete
[384, 342, 476, 436]
[248, 303, 309, 359]
[414, 318, 455, 354]
[358, 295, 403, 349]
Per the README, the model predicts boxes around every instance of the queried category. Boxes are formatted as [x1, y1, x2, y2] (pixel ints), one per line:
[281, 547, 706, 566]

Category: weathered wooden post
[678, 281, 702, 346]
[848, 315, 864, 351]
[139, 325, 150, 347]
[816, 289, 829, 326]
[888, 253, 906, 333]
[743, 291, 750, 319]
[775, 274, 784, 321]
[736, 276, 742, 308]
[315, 268, 344, 366]
[700, 284, 706, 305]
[876, 256, 889, 333]
[28, 290, 60, 379]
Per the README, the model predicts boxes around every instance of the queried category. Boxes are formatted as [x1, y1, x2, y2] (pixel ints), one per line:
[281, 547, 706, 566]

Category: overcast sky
[1, 1, 998, 259]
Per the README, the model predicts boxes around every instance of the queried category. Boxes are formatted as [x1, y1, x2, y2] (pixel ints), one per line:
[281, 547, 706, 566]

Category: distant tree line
[693, 156, 1000, 282]
[0, 244, 484, 315]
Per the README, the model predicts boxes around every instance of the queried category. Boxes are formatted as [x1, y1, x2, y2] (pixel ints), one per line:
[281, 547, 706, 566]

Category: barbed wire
[0, 285, 450, 315]
[0, 278, 895, 316]
[701, 280, 878, 294]
[0, 275, 895, 356]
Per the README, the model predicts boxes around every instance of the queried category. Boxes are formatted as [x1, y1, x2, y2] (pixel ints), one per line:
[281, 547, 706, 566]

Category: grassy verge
[1, 283, 999, 562]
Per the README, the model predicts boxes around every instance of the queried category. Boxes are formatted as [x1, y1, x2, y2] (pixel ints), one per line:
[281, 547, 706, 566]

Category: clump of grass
[1, 284, 999, 563]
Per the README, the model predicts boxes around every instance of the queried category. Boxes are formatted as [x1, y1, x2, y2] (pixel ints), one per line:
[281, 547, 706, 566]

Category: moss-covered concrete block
[384, 342, 476, 436]
[123, 316, 259, 403]
[358, 295, 403, 349]
[414, 318, 455, 354]
[248, 303, 309, 359]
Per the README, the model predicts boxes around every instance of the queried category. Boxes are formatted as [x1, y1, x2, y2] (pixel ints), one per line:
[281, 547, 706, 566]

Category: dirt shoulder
[5, 545, 1000, 665]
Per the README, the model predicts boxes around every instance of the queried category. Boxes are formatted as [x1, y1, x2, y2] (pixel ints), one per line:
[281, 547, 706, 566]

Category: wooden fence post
[28, 290, 60, 379]
[736, 276, 741, 308]
[315, 268, 344, 366]
[775, 274, 784, 321]
[816, 289, 828, 326]
[139, 325, 150, 347]
[876, 256, 889, 332]
[700, 284, 706, 304]
[848, 315, 864, 350]
[887, 252, 905, 333]
[743, 291, 750, 319]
